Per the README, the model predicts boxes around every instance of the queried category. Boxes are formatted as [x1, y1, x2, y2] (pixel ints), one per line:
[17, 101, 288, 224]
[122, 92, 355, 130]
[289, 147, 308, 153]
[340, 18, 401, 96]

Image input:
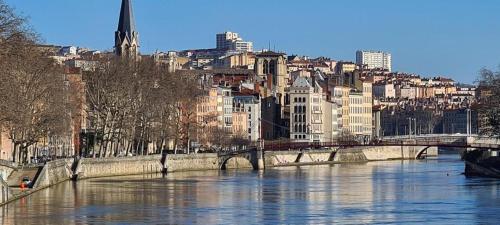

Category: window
[263, 60, 269, 74]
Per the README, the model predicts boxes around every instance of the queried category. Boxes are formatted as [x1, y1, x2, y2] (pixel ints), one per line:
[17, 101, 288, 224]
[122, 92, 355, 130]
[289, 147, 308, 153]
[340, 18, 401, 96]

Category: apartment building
[356, 50, 392, 72]
[233, 94, 261, 142]
[289, 77, 325, 142]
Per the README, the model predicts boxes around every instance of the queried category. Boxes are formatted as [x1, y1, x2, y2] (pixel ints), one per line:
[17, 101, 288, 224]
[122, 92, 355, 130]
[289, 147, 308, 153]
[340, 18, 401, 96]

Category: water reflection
[1, 155, 500, 224]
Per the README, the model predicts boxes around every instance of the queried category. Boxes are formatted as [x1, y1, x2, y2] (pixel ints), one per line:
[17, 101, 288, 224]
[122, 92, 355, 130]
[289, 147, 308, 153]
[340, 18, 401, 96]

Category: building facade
[216, 31, 253, 52]
[356, 50, 391, 72]
[289, 77, 327, 142]
[233, 95, 261, 142]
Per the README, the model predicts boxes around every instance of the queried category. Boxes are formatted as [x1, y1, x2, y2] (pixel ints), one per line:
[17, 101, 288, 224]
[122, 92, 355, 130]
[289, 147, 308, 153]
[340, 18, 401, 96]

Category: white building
[373, 83, 396, 99]
[216, 31, 253, 52]
[356, 50, 392, 71]
[331, 86, 345, 132]
[231, 41, 253, 52]
[60, 46, 77, 56]
[289, 77, 328, 142]
[233, 95, 261, 142]
[217, 87, 233, 133]
[397, 85, 418, 99]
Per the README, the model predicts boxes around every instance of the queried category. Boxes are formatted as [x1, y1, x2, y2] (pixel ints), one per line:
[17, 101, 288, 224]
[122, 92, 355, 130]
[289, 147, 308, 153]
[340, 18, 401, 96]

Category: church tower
[115, 0, 139, 58]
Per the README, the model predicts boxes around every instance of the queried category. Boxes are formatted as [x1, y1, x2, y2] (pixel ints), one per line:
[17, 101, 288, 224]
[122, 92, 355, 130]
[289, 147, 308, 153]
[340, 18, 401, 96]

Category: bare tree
[82, 57, 205, 157]
[477, 68, 500, 137]
[208, 127, 232, 152]
[0, 46, 67, 163]
[0, 0, 36, 59]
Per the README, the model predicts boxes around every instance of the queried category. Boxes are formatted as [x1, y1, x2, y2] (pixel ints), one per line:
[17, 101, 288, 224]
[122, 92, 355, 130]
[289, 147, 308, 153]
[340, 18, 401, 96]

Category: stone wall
[264, 146, 439, 167]
[299, 151, 334, 163]
[362, 146, 408, 160]
[75, 155, 163, 180]
[165, 154, 219, 172]
[33, 159, 72, 189]
[0, 160, 16, 181]
[0, 176, 12, 205]
[333, 148, 368, 162]
[225, 157, 253, 169]
[264, 151, 301, 167]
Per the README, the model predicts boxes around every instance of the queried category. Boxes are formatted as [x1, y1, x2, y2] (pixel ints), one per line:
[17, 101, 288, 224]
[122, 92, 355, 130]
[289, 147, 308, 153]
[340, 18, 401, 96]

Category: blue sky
[5, 0, 500, 83]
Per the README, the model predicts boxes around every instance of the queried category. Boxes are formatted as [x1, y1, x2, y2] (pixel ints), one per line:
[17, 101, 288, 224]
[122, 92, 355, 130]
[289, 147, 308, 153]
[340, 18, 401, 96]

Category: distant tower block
[115, 0, 139, 58]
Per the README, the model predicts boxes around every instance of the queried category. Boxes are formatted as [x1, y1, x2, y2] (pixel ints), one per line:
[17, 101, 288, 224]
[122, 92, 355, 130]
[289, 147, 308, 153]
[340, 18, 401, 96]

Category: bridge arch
[219, 153, 259, 170]
[220, 154, 258, 170]
[415, 146, 431, 159]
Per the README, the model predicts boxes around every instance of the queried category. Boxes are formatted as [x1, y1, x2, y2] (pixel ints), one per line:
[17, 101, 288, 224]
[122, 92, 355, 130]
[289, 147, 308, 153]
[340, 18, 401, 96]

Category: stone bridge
[217, 149, 264, 170]
[264, 134, 500, 160]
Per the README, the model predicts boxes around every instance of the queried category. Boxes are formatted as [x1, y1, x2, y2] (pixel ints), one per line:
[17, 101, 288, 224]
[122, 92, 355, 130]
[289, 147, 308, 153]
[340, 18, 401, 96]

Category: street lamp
[408, 117, 416, 139]
[466, 108, 471, 136]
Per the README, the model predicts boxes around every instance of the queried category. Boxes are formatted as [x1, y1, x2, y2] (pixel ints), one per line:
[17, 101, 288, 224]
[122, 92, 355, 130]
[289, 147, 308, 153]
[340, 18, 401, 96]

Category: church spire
[115, 0, 139, 57]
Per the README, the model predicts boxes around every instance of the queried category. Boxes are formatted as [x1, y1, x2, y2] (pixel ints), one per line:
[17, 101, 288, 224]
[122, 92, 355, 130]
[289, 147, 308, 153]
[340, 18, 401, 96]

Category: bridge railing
[263, 139, 472, 151]
[264, 141, 362, 151]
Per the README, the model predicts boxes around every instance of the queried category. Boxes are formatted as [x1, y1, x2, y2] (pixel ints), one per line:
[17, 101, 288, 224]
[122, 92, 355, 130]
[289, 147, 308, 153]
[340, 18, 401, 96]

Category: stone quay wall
[264, 146, 439, 167]
[33, 159, 72, 189]
[334, 146, 438, 163]
[75, 155, 163, 180]
[0, 160, 16, 181]
[165, 154, 219, 172]
[0, 176, 12, 205]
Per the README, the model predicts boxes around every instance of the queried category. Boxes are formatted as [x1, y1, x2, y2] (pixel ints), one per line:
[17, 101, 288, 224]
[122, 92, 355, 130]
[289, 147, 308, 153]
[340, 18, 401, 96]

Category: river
[1, 154, 499, 224]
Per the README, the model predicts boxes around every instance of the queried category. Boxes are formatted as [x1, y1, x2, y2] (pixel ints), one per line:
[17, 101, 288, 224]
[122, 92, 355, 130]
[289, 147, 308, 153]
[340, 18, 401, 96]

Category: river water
[1, 154, 500, 225]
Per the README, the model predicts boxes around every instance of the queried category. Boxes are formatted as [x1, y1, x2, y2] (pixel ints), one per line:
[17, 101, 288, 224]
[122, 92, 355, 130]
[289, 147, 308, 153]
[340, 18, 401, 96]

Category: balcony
[312, 120, 322, 124]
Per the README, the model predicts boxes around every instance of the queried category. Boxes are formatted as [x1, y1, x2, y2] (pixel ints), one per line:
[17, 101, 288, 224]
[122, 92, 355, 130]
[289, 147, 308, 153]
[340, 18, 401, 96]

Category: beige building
[336, 62, 357, 74]
[153, 51, 190, 72]
[216, 52, 255, 69]
[196, 87, 219, 145]
[0, 130, 12, 161]
[340, 86, 351, 131]
[255, 51, 288, 116]
[349, 91, 364, 136]
[231, 111, 248, 137]
[397, 85, 418, 99]
[361, 82, 373, 138]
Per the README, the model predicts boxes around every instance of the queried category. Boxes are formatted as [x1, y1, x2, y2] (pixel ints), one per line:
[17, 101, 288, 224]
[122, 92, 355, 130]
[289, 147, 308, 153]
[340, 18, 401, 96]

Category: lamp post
[466, 108, 471, 136]
[408, 117, 412, 138]
[413, 118, 417, 138]
[408, 117, 416, 139]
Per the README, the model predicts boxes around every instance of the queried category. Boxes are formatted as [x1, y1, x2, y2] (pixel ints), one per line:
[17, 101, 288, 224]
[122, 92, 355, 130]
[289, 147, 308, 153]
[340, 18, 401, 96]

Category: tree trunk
[12, 143, 17, 163]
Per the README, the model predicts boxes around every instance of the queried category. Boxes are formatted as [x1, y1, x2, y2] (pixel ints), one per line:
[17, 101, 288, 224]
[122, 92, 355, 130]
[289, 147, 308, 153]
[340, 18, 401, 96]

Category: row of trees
[81, 58, 206, 157]
[82, 57, 254, 157]
[0, 1, 75, 163]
